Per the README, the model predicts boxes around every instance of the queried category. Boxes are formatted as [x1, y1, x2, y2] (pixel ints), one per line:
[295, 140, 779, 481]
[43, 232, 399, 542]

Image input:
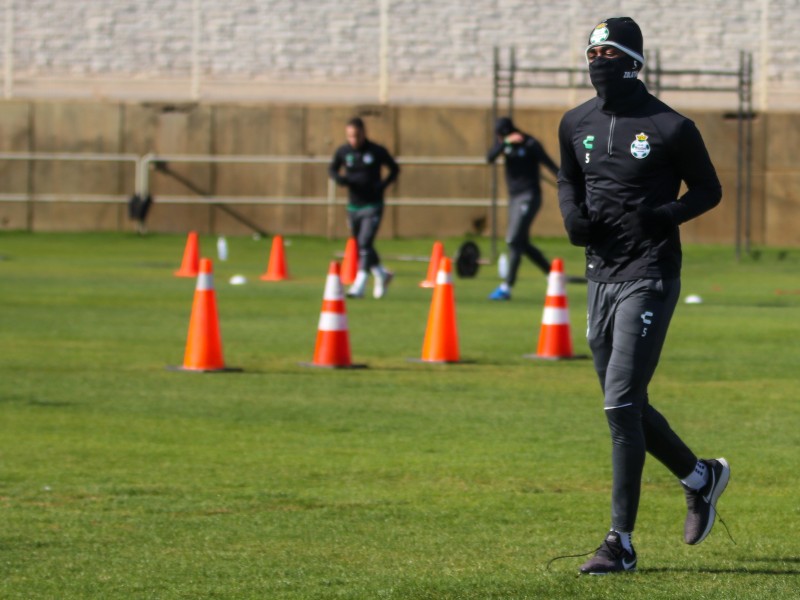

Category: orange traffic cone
[527, 258, 584, 360]
[260, 235, 290, 281]
[174, 231, 200, 277]
[303, 261, 366, 369]
[420, 257, 460, 362]
[419, 241, 444, 288]
[169, 258, 240, 372]
[340, 237, 359, 285]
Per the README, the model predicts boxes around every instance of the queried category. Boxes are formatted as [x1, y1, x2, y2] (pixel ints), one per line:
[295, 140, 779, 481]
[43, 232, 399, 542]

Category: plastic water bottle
[217, 236, 228, 261]
[497, 253, 509, 280]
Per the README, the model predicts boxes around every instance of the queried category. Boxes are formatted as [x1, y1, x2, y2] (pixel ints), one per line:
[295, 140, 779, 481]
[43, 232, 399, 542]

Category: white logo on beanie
[590, 24, 610, 44]
[585, 17, 646, 67]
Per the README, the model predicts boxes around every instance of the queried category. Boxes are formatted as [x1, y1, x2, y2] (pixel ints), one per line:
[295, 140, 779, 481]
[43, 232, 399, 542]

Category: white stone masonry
[1, 0, 798, 108]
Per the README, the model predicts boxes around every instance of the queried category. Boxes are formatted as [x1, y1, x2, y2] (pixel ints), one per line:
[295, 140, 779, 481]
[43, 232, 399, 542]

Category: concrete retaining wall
[0, 99, 797, 247]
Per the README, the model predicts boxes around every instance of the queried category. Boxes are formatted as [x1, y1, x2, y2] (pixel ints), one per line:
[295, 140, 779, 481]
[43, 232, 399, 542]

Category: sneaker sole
[581, 563, 637, 575]
[694, 457, 730, 545]
[583, 567, 637, 575]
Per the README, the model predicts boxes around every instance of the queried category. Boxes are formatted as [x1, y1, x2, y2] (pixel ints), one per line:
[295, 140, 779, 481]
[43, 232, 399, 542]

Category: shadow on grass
[232, 360, 496, 374]
[549, 557, 800, 577]
[642, 557, 800, 575]
[641, 567, 800, 575]
[28, 399, 76, 408]
[0, 396, 78, 408]
[744, 556, 800, 564]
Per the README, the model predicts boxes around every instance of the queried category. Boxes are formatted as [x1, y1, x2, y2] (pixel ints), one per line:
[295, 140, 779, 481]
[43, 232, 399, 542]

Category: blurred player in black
[487, 116, 559, 300]
[329, 117, 399, 299]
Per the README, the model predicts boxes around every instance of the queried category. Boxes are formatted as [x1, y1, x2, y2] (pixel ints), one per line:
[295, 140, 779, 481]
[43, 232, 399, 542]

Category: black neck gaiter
[589, 56, 640, 103]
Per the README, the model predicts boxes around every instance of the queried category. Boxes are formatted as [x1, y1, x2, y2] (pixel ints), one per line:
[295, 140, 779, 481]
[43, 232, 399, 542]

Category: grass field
[1, 231, 799, 599]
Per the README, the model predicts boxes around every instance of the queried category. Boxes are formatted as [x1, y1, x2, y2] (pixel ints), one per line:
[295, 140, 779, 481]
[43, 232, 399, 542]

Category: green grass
[1, 231, 799, 599]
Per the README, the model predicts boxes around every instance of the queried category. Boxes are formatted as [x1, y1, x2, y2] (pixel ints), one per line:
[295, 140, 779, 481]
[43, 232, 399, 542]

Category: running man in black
[557, 17, 729, 574]
[329, 117, 399, 299]
[487, 117, 559, 300]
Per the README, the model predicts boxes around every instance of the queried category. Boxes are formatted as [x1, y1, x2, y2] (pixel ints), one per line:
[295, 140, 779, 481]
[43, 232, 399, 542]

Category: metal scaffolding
[492, 47, 754, 259]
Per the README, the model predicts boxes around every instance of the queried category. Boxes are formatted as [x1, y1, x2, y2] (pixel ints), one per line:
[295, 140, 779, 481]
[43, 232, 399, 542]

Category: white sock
[681, 460, 709, 490]
[499, 282, 510, 293]
[350, 270, 368, 292]
[612, 530, 633, 552]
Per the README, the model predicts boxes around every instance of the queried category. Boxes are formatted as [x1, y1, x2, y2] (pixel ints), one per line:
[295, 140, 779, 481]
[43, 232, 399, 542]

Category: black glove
[564, 211, 604, 247]
[619, 206, 673, 243]
[334, 174, 349, 186]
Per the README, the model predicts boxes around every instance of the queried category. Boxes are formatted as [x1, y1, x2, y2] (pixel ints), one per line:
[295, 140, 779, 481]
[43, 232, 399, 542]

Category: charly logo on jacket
[363, 153, 374, 164]
[630, 132, 651, 159]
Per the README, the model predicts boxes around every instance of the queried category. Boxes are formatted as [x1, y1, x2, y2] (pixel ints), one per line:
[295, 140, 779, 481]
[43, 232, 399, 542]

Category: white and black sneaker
[683, 457, 730, 545]
[373, 270, 393, 299]
[346, 286, 365, 299]
[579, 531, 637, 575]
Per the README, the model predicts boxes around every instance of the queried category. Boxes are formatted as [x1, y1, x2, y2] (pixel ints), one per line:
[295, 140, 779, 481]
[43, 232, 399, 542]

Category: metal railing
[0, 152, 492, 209]
[0, 151, 141, 229]
[138, 152, 488, 201]
[138, 153, 494, 242]
[1, 151, 498, 245]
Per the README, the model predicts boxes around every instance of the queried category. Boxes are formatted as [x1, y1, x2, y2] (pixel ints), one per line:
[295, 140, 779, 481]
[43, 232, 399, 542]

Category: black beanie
[495, 117, 515, 136]
[586, 17, 644, 66]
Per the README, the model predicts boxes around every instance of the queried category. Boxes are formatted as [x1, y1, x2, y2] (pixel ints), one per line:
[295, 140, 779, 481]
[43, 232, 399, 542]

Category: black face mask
[588, 56, 640, 102]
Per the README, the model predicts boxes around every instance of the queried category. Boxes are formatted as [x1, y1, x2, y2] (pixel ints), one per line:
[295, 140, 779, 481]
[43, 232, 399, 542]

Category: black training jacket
[558, 81, 722, 282]
[328, 139, 399, 209]
[487, 134, 559, 196]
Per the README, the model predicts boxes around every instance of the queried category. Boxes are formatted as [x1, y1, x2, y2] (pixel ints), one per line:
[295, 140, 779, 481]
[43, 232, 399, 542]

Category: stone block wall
[1, 1, 798, 108]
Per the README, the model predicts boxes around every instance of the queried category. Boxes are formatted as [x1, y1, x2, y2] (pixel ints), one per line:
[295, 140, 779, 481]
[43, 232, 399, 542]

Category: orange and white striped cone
[302, 261, 366, 369]
[340, 237, 359, 286]
[260, 235, 290, 281]
[174, 231, 200, 277]
[419, 241, 444, 288]
[419, 257, 460, 363]
[526, 258, 586, 360]
[169, 258, 241, 373]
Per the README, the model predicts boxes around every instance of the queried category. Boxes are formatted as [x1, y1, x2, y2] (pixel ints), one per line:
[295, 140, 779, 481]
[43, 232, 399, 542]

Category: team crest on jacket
[630, 132, 651, 159]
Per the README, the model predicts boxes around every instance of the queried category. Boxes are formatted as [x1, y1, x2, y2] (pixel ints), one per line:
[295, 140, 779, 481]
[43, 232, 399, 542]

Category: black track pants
[587, 278, 697, 532]
[348, 205, 383, 271]
[505, 191, 550, 285]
